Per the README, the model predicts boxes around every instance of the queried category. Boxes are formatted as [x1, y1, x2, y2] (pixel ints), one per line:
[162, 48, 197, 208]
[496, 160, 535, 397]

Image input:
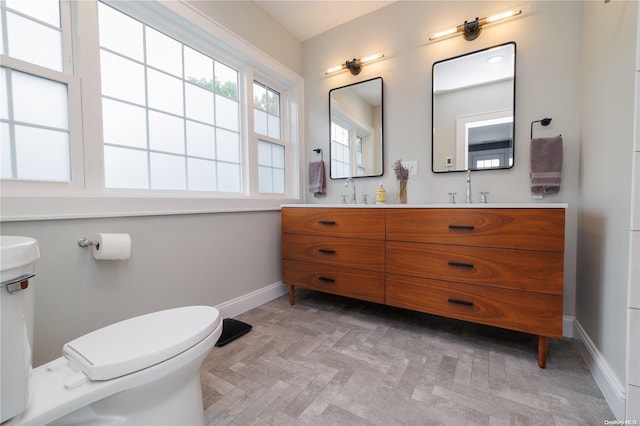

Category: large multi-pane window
[0, 0, 73, 182]
[1, 0, 299, 214]
[98, 3, 241, 192]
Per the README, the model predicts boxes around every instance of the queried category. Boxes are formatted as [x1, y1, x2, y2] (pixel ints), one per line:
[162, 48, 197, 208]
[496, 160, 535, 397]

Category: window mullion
[1, 3, 8, 54]
[60, 0, 74, 74]
[212, 57, 218, 192]
[181, 44, 189, 190]
[4, 69, 17, 178]
[142, 24, 151, 190]
[70, 0, 101, 193]
[245, 69, 258, 196]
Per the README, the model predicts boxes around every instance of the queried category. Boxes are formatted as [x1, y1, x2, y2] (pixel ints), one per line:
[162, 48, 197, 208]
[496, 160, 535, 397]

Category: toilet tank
[1, 236, 40, 423]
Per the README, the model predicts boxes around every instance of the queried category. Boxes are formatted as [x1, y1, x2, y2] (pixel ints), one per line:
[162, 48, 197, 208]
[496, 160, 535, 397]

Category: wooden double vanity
[281, 205, 565, 368]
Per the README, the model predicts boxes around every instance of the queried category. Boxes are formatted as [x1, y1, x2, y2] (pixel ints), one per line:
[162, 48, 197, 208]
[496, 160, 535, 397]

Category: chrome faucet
[465, 169, 472, 204]
[345, 178, 356, 204]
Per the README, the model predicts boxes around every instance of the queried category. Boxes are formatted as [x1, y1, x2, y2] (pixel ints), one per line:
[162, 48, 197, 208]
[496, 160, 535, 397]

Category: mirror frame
[329, 77, 384, 179]
[431, 42, 516, 173]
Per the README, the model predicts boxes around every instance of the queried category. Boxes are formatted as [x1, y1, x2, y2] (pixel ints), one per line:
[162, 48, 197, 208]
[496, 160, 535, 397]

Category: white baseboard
[572, 318, 626, 419]
[563, 315, 575, 338]
[215, 281, 288, 319]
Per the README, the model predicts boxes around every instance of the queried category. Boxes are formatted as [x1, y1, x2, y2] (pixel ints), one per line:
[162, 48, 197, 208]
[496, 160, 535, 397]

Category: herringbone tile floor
[200, 290, 613, 425]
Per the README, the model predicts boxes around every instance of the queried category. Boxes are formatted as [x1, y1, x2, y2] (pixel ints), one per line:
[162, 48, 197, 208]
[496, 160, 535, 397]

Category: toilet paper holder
[77, 237, 99, 249]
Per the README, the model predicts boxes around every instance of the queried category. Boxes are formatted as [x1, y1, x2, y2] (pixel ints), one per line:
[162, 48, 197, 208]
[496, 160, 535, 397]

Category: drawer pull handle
[318, 277, 336, 283]
[318, 220, 336, 225]
[318, 249, 336, 254]
[448, 298, 474, 307]
[448, 225, 475, 231]
[448, 261, 474, 269]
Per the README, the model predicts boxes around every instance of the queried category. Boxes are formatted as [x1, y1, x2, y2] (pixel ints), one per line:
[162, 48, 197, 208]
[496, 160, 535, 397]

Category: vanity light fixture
[325, 53, 384, 75]
[428, 5, 525, 42]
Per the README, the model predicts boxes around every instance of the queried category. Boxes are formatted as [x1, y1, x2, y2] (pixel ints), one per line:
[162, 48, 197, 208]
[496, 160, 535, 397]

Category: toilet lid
[62, 306, 220, 381]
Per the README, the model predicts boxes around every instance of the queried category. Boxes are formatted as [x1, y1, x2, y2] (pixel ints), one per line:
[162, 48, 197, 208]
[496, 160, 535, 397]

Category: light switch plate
[402, 161, 418, 175]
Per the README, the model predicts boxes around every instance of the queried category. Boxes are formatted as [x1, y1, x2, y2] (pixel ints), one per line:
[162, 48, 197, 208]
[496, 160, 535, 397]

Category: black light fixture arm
[462, 17, 481, 41]
[345, 58, 362, 75]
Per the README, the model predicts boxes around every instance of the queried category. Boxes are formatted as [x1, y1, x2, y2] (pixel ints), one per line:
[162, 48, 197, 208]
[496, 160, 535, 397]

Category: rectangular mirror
[432, 42, 516, 173]
[330, 77, 383, 179]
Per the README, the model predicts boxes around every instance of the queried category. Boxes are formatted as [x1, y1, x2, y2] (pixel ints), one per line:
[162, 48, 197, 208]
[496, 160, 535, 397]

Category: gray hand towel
[309, 160, 326, 197]
[530, 135, 563, 198]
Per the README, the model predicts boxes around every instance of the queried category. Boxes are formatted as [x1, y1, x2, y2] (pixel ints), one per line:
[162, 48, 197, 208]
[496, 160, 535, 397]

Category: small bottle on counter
[376, 182, 386, 204]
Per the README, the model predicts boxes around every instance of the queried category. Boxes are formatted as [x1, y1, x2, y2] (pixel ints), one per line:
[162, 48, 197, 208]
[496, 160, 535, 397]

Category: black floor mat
[215, 318, 252, 347]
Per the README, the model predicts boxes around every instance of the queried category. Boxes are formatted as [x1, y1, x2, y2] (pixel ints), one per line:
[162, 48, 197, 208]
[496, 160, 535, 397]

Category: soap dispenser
[376, 182, 386, 204]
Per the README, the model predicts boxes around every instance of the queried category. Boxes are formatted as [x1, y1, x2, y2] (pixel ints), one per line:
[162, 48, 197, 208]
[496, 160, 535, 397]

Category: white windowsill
[1, 195, 301, 222]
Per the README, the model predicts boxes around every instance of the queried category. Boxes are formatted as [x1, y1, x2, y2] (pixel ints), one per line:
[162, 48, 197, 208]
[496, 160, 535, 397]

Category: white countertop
[281, 203, 568, 209]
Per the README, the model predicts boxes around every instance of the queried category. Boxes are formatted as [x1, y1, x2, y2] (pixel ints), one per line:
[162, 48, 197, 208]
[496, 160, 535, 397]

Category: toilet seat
[62, 306, 220, 381]
[5, 305, 222, 426]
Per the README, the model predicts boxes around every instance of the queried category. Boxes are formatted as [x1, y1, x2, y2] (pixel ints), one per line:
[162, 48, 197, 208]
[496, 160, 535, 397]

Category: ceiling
[253, 1, 396, 41]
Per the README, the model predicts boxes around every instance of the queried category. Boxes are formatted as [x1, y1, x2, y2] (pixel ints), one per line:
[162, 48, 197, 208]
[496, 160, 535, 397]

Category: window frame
[0, 0, 303, 221]
[251, 75, 289, 196]
[0, 0, 85, 193]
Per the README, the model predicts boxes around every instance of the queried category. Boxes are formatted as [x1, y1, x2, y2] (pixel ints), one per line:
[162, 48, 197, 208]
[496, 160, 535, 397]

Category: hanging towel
[530, 135, 563, 199]
[309, 160, 326, 197]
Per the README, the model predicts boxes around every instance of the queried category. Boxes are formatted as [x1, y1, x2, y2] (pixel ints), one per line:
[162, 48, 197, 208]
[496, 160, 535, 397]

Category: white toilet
[0, 236, 223, 426]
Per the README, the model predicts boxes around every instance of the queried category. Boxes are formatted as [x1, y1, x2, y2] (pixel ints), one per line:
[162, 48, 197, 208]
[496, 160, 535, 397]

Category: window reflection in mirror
[329, 77, 383, 179]
[432, 42, 515, 173]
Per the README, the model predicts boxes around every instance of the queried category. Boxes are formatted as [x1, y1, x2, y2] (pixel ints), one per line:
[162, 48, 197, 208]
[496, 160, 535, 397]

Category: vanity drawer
[282, 207, 385, 240]
[386, 208, 565, 252]
[386, 241, 563, 295]
[282, 233, 385, 272]
[386, 274, 563, 337]
[282, 259, 385, 303]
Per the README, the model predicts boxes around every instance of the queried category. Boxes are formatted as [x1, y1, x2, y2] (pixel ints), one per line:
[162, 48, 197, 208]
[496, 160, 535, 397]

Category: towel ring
[530, 118, 552, 139]
[313, 148, 323, 162]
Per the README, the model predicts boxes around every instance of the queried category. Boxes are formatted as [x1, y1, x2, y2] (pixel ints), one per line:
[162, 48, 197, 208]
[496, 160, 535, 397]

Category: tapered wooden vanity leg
[538, 335, 548, 368]
[289, 285, 295, 305]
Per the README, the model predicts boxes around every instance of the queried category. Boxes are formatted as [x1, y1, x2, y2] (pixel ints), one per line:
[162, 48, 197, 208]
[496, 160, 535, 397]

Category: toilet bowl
[1, 236, 223, 426]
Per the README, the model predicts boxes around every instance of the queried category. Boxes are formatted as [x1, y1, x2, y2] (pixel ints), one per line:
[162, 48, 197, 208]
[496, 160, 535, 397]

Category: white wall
[579, 0, 637, 417]
[628, 4, 640, 419]
[187, 0, 302, 75]
[302, 0, 582, 328]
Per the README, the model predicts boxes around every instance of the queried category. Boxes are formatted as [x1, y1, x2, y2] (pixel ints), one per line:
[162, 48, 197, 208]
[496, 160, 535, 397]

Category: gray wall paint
[2, 211, 282, 366]
[578, 0, 636, 385]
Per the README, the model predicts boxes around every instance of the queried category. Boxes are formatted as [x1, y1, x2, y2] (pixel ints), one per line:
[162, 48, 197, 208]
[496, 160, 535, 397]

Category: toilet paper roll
[93, 233, 131, 260]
